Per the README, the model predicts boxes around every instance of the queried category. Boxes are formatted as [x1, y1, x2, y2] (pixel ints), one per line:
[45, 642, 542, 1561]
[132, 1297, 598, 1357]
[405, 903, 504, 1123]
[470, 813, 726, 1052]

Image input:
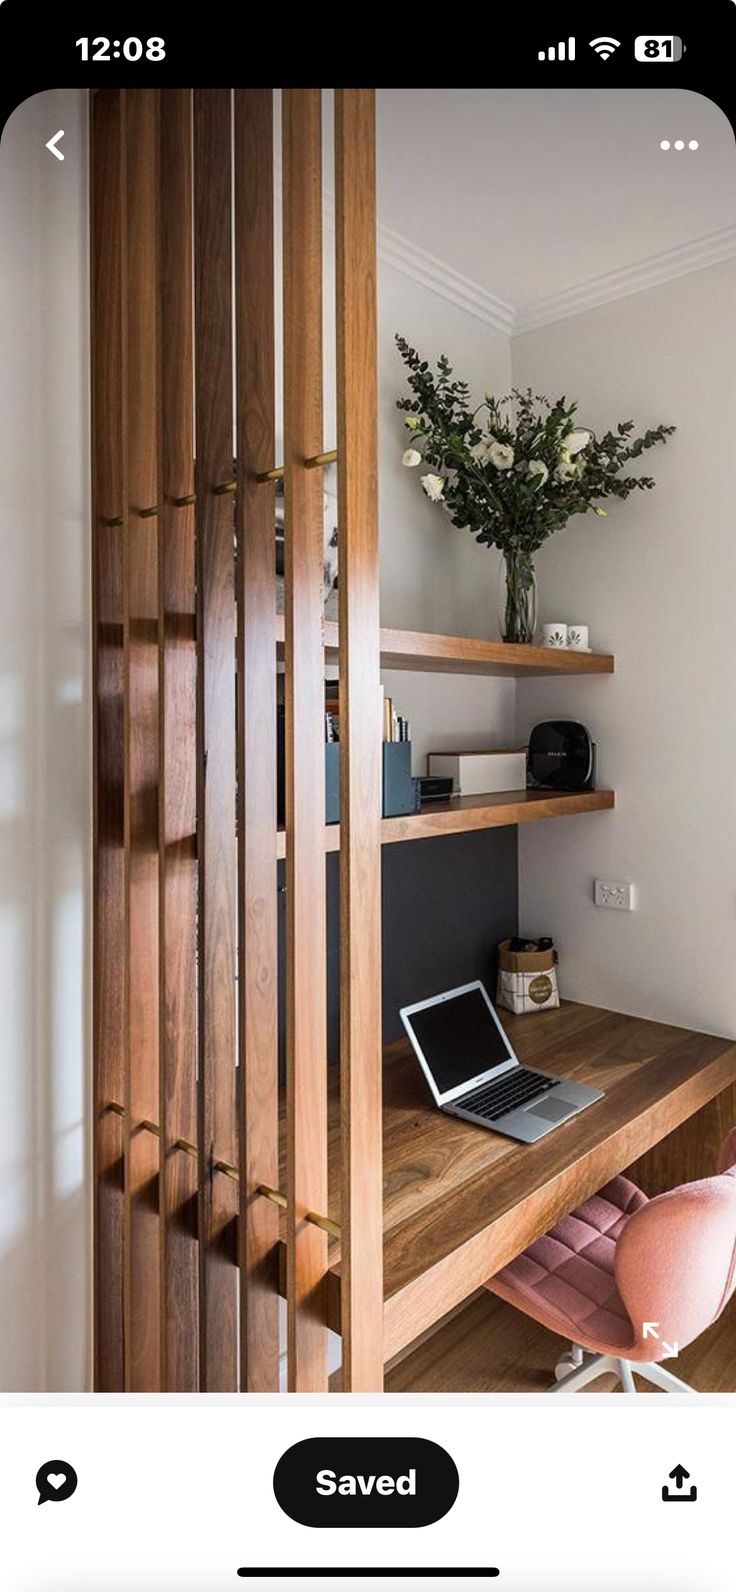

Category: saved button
[273, 1438, 460, 1527]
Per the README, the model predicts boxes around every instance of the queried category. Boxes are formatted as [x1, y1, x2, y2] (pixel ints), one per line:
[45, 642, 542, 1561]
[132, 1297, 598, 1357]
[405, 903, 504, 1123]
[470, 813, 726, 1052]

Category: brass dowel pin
[104, 1100, 126, 1118]
[103, 516, 124, 528]
[213, 479, 237, 496]
[254, 448, 337, 485]
[139, 505, 159, 518]
[140, 1119, 161, 1137]
[173, 492, 197, 507]
[256, 1183, 340, 1238]
[213, 1158, 240, 1182]
[306, 1209, 342, 1240]
[173, 1137, 198, 1160]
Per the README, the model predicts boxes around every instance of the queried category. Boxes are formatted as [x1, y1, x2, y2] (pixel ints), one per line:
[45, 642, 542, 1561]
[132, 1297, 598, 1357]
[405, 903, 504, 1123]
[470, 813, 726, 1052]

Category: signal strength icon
[589, 36, 621, 59]
[538, 36, 576, 60]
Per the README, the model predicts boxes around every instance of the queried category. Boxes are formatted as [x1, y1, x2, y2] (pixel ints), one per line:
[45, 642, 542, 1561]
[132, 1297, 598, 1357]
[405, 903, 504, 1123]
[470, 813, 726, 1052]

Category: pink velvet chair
[485, 1126, 736, 1392]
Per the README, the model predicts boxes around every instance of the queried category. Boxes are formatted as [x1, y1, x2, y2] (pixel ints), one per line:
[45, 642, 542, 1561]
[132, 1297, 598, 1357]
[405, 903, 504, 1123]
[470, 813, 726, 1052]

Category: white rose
[555, 460, 577, 483]
[566, 429, 591, 455]
[420, 473, 445, 502]
[528, 459, 548, 488]
[470, 439, 490, 463]
[488, 440, 514, 471]
[404, 416, 423, 432]
[402, 449, 422, 468]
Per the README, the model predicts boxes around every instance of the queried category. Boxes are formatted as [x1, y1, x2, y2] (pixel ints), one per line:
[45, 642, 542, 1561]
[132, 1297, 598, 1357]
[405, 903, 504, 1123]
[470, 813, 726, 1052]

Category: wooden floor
[386, 1288, 736, 1393]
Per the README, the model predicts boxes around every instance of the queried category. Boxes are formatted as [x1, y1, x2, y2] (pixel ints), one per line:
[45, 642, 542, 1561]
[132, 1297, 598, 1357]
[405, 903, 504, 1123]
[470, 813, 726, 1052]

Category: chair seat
[486, 1175, 648, 1353]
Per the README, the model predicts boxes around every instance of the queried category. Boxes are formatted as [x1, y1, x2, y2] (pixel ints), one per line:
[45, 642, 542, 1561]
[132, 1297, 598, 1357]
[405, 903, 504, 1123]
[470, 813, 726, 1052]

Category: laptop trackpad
[526, 1095, 573, 1123]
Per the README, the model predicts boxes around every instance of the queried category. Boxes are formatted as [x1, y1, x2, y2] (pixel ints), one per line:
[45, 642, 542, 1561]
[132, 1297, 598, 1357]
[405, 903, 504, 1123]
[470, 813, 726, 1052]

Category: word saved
[316, 1468, 417, 1497]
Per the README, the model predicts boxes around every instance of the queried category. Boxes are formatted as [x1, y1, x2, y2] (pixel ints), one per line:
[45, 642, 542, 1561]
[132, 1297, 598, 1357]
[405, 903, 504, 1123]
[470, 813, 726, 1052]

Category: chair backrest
[615, 1129, 736, 1355]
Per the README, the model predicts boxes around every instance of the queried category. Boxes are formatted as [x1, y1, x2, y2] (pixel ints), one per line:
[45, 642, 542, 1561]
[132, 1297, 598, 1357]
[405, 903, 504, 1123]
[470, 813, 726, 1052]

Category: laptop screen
[406, 986, 513, 1097]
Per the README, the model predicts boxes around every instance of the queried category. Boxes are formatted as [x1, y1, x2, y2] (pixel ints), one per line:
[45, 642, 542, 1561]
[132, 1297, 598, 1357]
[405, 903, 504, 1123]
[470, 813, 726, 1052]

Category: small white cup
[567, 624, 590, 651]
[542, 622, 567, 648]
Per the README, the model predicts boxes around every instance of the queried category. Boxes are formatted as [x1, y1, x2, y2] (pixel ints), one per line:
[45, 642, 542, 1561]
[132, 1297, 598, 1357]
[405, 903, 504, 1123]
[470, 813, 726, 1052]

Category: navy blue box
[325, 741, 340, 825]
[382, 740, 419, 817]
[277, 707, 418, 824]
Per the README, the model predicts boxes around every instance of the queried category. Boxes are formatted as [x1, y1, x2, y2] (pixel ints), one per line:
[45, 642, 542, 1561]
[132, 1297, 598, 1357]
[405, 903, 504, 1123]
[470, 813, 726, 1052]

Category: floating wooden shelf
[275, 616, 614, 677]
[276, 787, 614, 858]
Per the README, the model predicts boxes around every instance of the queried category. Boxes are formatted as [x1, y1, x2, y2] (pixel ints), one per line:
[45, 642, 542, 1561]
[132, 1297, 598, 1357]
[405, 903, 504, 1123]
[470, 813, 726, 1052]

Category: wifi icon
[589, 35, 621, 59]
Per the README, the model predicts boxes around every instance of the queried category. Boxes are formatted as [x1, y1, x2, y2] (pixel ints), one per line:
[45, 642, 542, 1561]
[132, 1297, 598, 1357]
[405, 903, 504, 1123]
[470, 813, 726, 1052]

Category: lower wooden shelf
[276, 787, 615, 858]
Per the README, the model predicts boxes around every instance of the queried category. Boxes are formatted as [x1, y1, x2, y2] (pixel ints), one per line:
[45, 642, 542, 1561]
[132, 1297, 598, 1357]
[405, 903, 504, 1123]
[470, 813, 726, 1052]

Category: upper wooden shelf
[275, 616, 614, 677]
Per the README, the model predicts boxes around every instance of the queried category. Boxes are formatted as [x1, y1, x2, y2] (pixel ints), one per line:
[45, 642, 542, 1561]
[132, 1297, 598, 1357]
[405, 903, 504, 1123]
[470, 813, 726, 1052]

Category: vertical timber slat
[235, 88, 280, 1391]
[158, 87, 199, 1391]
[335, 89, 384, 1391]
[91, 88, 126, 1391]
[283, 88, 329, 1391]
[124, 87, 162, 1391]
[193, 89, 239, 1390]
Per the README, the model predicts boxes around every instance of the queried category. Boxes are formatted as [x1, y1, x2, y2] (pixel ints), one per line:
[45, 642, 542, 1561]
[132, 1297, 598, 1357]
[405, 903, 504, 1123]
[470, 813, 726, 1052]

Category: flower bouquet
[396, 335, 675, 643]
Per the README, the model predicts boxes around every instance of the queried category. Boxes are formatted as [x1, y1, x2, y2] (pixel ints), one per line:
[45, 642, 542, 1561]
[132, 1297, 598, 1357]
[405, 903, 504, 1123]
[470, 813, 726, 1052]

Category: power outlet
[594, 879, 634, 911]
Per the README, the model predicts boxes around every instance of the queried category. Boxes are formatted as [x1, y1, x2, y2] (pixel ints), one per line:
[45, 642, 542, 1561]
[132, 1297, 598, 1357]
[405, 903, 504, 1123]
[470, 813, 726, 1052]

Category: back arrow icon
[46, 130, 65, 161]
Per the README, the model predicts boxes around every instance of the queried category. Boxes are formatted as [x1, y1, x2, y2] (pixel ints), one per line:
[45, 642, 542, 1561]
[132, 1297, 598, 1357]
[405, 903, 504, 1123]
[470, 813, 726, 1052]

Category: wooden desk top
[280, 1001, 736, 1362]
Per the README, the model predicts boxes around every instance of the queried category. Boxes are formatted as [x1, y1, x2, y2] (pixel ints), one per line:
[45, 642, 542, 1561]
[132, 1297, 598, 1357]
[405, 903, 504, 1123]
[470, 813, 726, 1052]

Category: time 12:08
[76, 38, 166, 60]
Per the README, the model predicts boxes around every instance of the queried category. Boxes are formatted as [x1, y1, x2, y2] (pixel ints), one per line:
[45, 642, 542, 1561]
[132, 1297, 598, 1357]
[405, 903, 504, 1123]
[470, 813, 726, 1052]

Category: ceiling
[375, 90, 736, 326]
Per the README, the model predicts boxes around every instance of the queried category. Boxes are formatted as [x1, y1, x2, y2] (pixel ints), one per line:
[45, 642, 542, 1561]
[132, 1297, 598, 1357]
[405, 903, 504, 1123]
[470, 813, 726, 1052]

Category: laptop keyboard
[457, 1067, 560, 1122]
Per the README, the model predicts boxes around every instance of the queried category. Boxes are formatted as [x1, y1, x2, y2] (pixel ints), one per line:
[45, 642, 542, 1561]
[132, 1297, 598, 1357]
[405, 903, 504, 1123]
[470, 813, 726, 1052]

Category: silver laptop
[400, 979, 603, 1143]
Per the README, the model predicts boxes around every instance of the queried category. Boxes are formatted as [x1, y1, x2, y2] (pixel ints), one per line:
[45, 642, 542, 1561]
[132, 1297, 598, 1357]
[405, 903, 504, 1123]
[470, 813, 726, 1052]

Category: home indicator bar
[236, 1571, 501, 1581]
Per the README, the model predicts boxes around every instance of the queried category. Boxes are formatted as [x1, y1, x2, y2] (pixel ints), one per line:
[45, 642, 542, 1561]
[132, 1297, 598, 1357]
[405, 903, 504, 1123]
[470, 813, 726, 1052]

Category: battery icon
[635, 35, 684, 62]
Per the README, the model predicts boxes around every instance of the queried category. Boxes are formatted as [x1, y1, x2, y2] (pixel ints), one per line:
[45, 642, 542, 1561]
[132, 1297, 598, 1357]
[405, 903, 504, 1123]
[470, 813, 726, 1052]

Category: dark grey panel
[278, 827, 518, 1069]
[381, 827, 518, 1043]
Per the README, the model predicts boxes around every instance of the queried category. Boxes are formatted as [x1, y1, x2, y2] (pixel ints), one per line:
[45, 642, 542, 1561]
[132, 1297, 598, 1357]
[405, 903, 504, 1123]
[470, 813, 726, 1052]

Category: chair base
[549, 1346, 696, 1394]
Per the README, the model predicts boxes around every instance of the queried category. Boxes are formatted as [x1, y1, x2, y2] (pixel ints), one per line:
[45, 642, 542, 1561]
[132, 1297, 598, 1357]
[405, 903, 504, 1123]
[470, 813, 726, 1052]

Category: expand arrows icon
[642, 1321, 679, 1356]
[46, 130, 65, 161]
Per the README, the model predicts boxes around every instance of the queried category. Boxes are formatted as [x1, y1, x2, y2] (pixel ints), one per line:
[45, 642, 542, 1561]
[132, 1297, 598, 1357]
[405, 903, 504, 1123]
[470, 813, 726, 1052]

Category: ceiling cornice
[376, 221, 516, 337]
[376, 220, 736, 339]
[513, 224, 736, 334]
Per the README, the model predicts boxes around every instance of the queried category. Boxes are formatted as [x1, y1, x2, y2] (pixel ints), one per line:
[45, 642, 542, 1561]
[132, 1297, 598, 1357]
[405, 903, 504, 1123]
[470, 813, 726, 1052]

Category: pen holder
[325, 741, 340, 825]
[276, 712, 419, 825]
[382, 740, 419, 817]
[277, 708, 341, 826]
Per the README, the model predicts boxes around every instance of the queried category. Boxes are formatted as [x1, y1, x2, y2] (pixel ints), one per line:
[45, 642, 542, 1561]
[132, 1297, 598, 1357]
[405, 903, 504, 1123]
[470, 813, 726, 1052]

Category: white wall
[377, 265, 516, 766]
[275, 87, 517, 770]
[513, 260, 736, 1036]
[0, 89, 91, 1390]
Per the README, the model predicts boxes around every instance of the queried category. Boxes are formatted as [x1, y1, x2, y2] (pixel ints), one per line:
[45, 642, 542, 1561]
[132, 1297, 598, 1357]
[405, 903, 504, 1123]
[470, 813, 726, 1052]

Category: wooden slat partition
[91, 88, 126, 1392]
[93, 82, 385, 1393]
[193, 88, 239, 1391]
[234, 88, 281, 1391]
[282, 87, 329, 1391]
[123, 87, 161, 1391]
[158, 88, 199, 1392]
[335, 89, 384, 1391]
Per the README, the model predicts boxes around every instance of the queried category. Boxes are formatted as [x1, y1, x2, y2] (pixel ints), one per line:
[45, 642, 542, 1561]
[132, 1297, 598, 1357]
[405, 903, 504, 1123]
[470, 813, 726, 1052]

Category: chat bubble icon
[36, 1460, 78, 1505]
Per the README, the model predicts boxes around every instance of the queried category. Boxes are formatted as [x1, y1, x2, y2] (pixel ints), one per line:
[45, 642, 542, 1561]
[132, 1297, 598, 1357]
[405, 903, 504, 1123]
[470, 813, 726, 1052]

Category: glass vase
[498, 548, 537, 644]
